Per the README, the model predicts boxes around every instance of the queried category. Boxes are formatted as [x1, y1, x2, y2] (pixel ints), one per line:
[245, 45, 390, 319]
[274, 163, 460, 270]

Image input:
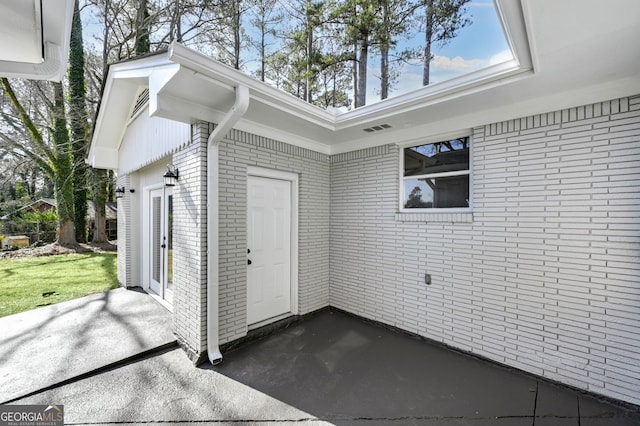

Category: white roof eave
[167, 43, 338, 129]
[88, 0, 640, 165]
[0, 0, 74, 82]
[88, 53, 177, 170]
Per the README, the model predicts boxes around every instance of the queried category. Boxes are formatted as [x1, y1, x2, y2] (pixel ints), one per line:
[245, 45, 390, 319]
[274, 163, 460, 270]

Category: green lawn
[0, 253, 119, 318]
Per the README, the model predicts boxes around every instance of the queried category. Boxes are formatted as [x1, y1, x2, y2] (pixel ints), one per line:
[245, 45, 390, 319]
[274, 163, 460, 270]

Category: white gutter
[0, 42, 66, 82]
[206, 84, 250, 365]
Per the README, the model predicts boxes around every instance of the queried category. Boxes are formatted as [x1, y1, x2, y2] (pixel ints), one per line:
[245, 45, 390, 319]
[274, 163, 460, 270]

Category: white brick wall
[216, 126, 331, 343]
[172, 123, 208, 360]
[166, 96, 639, 404]
[169, 122, 330, 359]
[329, 95, 640, 405]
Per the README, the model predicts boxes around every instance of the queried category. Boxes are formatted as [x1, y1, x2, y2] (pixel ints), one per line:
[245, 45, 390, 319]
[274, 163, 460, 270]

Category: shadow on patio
[0, 287, 175, 403]
[209, 309, 640, 426]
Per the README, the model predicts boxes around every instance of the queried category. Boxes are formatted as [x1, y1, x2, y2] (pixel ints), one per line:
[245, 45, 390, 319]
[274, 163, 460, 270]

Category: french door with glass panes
[149, 187, 173, 304]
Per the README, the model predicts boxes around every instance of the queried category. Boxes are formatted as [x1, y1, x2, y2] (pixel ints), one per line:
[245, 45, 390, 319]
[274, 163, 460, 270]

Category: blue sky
[82, 0, 511, 107]
[367, 0, 511, 102]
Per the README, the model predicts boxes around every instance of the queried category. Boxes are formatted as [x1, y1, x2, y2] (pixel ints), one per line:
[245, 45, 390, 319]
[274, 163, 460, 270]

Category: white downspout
[206, 85, 250, 365]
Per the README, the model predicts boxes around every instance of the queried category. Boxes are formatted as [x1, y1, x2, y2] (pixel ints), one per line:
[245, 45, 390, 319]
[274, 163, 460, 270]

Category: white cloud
[431, 54, 486, 71]
[363, 49, 515, 103]
[488, 49, 514, 65]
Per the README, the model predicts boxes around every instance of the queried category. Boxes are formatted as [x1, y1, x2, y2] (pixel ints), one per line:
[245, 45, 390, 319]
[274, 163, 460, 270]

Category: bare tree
[0, 79, 76, 244]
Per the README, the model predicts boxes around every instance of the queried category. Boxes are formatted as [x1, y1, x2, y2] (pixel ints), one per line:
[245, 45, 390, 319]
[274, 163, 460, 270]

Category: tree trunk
[52, 82, 76, 246]
[233, 0, 241, 69]
[260, 25, 266, 81]
[380, 0, 390, 100]
[92, 0, 112, 243]
[101, 0, 110, 72]
[70, 0, 88, 243]
[332, 66, 337, 108]
[135, 0, 150, 55]
[176, 0, 182, 42]
[305, 25, 313, 102]
[381, 44, 389, 100]
[356, 38, 368, 107]
[170, 0, 182, 42]
[352, 42, 358, 108]
[28, 168, 37, 198]
[94, 208, 106, 242]
[58, 219, 75, 244]
[423, 0, 434, 86]
[92, 169, 108, 243]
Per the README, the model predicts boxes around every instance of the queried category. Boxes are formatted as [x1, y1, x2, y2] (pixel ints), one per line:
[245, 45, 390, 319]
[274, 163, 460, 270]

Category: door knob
[247, 259, 252, 265]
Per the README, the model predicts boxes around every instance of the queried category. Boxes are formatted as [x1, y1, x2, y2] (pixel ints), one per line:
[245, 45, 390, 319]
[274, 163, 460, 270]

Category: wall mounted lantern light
[163, 165, 179, 187]
[115, 186, 126, 199]
[115, 187, 135, 199]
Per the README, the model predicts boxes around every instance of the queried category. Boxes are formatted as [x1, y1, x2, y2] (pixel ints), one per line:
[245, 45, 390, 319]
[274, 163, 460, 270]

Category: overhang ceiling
[0, 0, 74, 81]
[89, 0, 640, 168]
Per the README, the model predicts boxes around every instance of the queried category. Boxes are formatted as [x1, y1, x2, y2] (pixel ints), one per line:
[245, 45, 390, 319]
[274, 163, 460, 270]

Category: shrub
[4, 210, 58, 244]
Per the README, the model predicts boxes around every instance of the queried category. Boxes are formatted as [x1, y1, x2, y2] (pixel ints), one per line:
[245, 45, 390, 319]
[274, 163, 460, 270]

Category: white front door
[247, 175, 292, 325]
[149, 187, 173, 304]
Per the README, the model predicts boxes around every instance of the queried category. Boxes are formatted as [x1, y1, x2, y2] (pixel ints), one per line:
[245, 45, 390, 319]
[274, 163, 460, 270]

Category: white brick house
[88, 0, 640, 407]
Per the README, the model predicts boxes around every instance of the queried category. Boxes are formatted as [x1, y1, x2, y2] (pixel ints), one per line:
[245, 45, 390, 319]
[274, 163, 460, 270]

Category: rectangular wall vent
[363, 123, 392, 133]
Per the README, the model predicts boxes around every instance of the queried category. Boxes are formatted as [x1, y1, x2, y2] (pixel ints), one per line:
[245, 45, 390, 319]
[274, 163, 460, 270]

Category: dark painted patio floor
[212, 309, 640, 425]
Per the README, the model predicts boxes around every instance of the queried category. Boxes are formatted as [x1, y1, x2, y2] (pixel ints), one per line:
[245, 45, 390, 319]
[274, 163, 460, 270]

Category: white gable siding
[117, 161, 169, 290]
[119, 107, 190, 175]
[116, 173, 136, 288]
[330, 95, 640, 405]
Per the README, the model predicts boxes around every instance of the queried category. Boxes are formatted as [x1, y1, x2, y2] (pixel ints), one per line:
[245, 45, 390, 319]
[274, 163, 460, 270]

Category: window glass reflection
[404, 138, 469, 176]
[403, 175, 469, 209]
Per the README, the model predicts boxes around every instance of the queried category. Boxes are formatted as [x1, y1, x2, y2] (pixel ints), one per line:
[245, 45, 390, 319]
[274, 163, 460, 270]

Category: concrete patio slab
[536, 382, 579, 418]
[9, 308, 640, 425]
[17, 348, 327, 425]
[213, 310, 639, 425]
[0, 287, 175, 403]
[217, 310, 539, 420]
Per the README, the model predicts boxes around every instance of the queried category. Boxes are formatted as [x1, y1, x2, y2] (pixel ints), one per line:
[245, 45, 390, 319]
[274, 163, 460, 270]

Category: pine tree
[422, 0, 470, 86]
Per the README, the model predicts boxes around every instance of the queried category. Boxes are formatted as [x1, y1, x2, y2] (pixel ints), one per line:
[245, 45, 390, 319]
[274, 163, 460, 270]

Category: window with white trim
[402, 137, 470, 209]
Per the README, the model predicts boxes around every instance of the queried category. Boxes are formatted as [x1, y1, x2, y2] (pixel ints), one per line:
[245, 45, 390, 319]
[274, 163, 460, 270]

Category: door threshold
[147, 289, 174, 313]
[248, 312, 293, 330]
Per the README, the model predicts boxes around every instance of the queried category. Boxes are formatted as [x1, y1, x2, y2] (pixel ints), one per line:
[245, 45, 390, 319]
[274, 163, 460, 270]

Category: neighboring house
[88, 0, 640, 408]
[1, 198, 117, 242]
[0, 0, 74, 81]
[86, 201, 118, 241]
[1, 198, 58, 218]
